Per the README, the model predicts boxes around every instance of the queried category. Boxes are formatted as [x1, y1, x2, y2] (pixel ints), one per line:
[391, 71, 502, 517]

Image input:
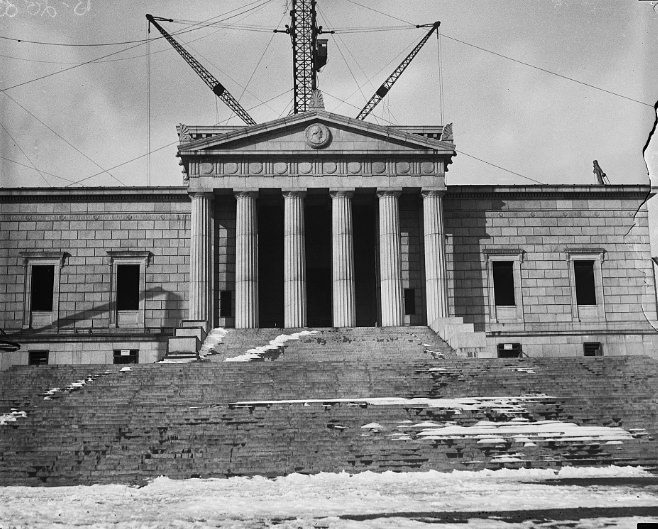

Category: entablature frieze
[186, 157, 445, 179]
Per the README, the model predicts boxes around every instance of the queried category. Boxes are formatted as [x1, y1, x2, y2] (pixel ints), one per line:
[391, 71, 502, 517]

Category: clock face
[305, 123, 331, 149]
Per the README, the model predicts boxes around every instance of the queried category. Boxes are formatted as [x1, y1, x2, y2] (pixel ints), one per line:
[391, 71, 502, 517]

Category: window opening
[404, 288, 416, 315]
[31, 265, 55, 312]
[492, 261, 515, 306]
[574, 260, 596, 305]
[116, 265, 140, 311]
[113, 349, 138, 364]
[497, 343, 523, 358]
[28, 350, 49, 366]
[220, 290, 232, 318]
[583, 342, 603, 356]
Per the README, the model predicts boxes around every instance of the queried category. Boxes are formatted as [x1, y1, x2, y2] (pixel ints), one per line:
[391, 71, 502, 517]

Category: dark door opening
[305, 196, 332, 327]
[353, 200, 378, 326]
[258, 200, 284, 327]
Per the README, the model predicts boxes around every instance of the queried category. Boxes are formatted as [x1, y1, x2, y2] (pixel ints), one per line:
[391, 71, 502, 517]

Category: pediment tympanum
[177, 110, 453, 191]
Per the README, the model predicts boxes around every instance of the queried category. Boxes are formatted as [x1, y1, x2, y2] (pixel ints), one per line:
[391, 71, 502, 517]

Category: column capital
[282, 190, 307, 198]
[421, 189, 446, 198]
[234, 190, 259, 199]
[189, 191, 214, 199]
[329, 189, 354, 199]
[376, 189, 402, 199]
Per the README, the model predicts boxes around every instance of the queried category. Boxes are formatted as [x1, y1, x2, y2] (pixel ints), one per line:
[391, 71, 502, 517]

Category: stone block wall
[445, 185, 657, 358]
[0, 187, 190, 367]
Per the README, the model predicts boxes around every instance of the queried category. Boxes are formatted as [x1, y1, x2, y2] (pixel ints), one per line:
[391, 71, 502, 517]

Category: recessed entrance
[258, 199, 284, 327]
[305, 195, 332, 327]
[353, 199, 378, 326]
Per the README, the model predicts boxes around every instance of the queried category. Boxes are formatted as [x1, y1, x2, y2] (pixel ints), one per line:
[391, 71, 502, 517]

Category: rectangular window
[574, 260, 596, 305]
[497, 343, 523, 358]
[404, 288, 416, 315]
[220, 290, 232, 318]
[583, 342, 603, 356]
[113, 349, 138, 364]
[28, 350, 49, 366]
[116, 264, 140, 311]
[492, 261, 515, 306]
[31, 265, 55, 312]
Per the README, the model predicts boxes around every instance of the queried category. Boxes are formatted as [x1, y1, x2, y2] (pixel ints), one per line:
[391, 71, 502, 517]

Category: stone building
[1, 109, 656, 368]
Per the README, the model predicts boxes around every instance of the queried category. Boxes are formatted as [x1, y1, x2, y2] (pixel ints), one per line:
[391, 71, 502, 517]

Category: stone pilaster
[378, 190, 403, 326]
[283, 191, 307, 328]
[235, 191, 258, 328]
[330, 191, 356, 327]
[422, 190, 448, 324]
[189, 192, 213, 325]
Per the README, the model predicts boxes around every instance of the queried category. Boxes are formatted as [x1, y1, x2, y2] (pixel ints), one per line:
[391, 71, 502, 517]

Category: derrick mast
[278, 0, 329, 113]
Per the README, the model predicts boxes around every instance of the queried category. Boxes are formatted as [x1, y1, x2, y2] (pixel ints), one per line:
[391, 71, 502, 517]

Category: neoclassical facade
[178, 111, 453, 333]
[1, 110, 656, 368]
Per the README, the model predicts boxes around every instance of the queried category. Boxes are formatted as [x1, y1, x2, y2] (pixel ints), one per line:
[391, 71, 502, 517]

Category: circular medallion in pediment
[200, 162, 214, 175]
[421, 161, 435, 174]
[298, 162, 313, 174]
[273, 162, 288, 174]
[372, 161, 386, 174]
[305, 123, 331, 149]
[347, 161, 361, 174]
[224, 162, 239, 174]
[396, 161, 411, 174]
[249, 162, 263, 174]
[323, 161, 337, 174]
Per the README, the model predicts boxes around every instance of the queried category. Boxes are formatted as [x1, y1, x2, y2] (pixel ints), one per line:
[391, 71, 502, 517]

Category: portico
[178, 110, 454, 330]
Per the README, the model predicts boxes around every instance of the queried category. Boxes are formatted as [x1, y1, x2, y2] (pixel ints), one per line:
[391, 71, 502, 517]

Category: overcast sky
[0, 0, 656, 190]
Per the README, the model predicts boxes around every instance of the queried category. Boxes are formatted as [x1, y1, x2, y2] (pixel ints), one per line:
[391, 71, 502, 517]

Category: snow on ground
[225, 330, 319, 361]
[1, 467, 657, 528]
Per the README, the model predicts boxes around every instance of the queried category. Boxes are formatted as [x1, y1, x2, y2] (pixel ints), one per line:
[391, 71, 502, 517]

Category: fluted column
[235, 191, 258, 328]
[423, 190, 449, 324]
[378, 190, 403, 326]
[189, 192, 213, 324]
[331, 191, 356, 327]
[284, 191, 307, 328]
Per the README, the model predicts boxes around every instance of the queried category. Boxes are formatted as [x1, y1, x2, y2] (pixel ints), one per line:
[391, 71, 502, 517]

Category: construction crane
[146, 14, 257, 126]
[356, 21, 440, 120]
[275, 0, 332, 114]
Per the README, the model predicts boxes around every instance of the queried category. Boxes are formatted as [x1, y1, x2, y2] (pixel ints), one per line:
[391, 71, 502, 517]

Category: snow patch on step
[199, 327, 228, 359]
[0, 409, 27, 425]
[225, 330, 319, 362]
[230, 395, 552, 410]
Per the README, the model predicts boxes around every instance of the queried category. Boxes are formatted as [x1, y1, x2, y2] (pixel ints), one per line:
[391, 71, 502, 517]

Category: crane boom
[356, 21, 440, 121]
[146, 14, 256, 126]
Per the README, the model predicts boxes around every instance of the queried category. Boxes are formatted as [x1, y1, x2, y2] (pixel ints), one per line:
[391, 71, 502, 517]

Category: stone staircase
[204, 326, 455, 362]
[1, 333, 657, 486]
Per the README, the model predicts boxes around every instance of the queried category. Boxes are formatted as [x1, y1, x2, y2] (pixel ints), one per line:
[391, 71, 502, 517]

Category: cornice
[446, 184, 652, 199]
[0, 187, 190, 203]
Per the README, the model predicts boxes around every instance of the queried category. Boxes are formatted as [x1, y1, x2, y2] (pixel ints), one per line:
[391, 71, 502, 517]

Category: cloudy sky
[0, 0, 656, 189]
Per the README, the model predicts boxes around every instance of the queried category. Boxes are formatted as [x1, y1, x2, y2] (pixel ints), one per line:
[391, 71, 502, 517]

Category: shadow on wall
[26, 287, 183, 333]
[444, 197, 505, 332]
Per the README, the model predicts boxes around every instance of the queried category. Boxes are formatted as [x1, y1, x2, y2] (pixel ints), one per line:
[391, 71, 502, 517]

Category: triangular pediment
[178, 110, 454, 156]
